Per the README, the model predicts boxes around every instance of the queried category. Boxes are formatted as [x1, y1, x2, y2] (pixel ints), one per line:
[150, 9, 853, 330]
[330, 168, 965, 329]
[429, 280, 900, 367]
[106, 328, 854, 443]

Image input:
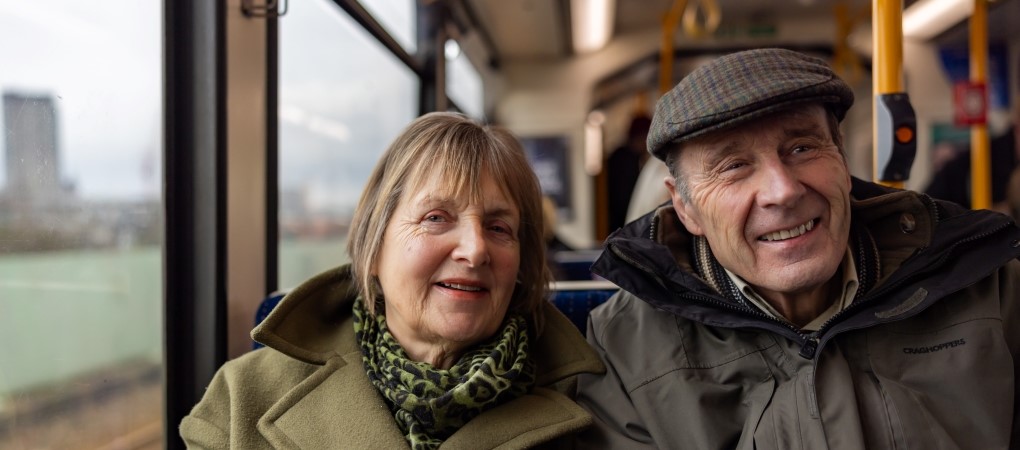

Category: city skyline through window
[0, 1, 164, 448]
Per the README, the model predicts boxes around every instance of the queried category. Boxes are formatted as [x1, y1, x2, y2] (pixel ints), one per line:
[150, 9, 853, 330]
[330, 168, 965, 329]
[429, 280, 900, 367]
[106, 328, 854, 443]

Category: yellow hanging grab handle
[682, 0, 721, 38]
[660, 0, 722, 95]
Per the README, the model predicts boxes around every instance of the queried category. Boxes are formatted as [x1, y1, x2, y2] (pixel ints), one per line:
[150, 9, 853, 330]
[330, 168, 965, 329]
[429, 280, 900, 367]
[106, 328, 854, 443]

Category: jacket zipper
[671, 289, 821, 358]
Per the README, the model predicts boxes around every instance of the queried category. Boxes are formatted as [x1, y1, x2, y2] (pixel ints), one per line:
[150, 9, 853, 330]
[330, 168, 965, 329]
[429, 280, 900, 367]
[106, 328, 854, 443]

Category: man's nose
[757, 160, 805, 208]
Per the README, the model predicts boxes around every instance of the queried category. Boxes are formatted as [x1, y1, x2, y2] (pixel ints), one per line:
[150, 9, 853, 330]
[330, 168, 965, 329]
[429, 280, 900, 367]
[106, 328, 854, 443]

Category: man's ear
[664, 176, 704, 236]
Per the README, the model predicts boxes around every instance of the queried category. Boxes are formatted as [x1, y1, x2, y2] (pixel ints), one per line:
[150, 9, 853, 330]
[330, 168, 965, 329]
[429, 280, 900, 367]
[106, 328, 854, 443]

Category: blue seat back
[252, 292, 285, 349]
[549, 280, 617, 332]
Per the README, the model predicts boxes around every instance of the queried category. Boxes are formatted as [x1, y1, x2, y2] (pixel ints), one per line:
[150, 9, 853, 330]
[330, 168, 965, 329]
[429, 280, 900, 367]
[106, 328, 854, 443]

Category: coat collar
[256, 351, 408, 449]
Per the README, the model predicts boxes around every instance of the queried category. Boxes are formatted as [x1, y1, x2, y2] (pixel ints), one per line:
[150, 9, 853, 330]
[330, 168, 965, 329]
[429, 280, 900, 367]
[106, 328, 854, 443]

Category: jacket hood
[593, 177, 1020, 338]
[251, 264, 604, 386]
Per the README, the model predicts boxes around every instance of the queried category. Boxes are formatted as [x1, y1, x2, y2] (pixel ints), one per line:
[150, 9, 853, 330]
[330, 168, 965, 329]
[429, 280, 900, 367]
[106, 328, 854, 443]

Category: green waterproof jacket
[180, 265, 605, 449]
[576, 178, 1020, 449]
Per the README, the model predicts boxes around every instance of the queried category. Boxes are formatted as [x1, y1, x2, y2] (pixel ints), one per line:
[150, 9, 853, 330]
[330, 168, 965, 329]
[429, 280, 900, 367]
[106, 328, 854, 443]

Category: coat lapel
[441, 387, 593, 449]
[257, 350, 409, 449]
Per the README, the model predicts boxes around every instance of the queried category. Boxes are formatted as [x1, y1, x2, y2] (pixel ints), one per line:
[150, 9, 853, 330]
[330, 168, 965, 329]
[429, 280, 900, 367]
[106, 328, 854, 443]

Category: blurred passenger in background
[542, 196, 574, 280]
[606, 114, 652, 232]
[925, 109, 1019, 212]
[624, 158, 672, 224]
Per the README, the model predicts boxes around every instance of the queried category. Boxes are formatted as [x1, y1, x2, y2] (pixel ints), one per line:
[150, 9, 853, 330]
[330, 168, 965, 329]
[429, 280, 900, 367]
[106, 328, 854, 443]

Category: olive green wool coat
[180, 265, 605, 449]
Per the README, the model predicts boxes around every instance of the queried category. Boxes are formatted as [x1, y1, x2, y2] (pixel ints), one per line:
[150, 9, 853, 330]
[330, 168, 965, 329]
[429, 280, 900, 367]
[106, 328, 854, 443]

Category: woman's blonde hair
[347, 112, 551, 332]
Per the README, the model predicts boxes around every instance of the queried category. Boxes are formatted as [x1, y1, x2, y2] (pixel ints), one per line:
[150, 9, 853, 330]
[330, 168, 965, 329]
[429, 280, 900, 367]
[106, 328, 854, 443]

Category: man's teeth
[440, 282, 482, 291]
[761, 220, 814, 241]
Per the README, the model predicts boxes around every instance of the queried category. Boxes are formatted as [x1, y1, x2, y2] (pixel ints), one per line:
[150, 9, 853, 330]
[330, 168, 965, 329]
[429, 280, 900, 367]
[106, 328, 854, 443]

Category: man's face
[666, 104, 852, 301]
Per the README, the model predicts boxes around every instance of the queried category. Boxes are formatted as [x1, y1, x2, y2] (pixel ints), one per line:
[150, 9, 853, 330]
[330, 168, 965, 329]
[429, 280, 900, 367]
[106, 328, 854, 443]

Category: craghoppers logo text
[903, 338, 966, 354]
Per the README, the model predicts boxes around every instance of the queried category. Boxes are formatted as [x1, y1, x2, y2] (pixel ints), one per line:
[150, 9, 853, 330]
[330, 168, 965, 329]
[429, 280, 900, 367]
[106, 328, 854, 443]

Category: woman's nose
[452, 222, 489, 267]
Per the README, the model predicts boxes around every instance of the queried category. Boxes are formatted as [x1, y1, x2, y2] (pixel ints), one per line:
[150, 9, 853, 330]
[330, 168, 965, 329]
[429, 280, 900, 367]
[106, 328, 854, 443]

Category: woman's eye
[424, 213, 446, 223]
[488, 223, 511, 234]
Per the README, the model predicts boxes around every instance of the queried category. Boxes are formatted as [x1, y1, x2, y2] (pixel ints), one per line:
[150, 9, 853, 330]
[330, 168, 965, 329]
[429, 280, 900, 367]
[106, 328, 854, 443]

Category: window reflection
[279, 0, 417, 289]
[0, 1, 163, 448]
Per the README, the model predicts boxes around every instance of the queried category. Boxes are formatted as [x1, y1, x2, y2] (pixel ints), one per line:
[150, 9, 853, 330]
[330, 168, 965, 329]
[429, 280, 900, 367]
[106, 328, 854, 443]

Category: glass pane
[279, 0, 417, 289]
[0, 1, 163, 449]
[359, 0, 416, 53]
[446, 39, 484, 120]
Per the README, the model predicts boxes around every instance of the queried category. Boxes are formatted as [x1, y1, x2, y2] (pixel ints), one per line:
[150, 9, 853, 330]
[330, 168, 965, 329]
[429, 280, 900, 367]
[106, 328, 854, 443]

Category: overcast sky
[0, 1, 161, 200]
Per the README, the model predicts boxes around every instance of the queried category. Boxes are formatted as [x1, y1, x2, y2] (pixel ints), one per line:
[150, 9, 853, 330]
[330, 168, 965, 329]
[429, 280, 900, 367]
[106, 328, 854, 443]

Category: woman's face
[374, 170, 521, 365]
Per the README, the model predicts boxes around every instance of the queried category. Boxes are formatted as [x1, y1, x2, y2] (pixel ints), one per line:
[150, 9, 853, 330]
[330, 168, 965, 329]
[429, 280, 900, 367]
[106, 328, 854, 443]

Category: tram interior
[0, 0, 1019, 448]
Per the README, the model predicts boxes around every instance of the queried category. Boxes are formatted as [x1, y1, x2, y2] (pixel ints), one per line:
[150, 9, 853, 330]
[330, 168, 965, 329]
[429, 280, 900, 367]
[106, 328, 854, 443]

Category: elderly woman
[180, 112, 604, 449]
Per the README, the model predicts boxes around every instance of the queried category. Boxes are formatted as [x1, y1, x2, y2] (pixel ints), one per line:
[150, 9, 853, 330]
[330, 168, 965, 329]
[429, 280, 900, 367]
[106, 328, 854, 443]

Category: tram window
[359, 0, 417, 53]
[278, 0, 417, 289]
[445, 39, 485, 120]
[0, 1, 163, 448]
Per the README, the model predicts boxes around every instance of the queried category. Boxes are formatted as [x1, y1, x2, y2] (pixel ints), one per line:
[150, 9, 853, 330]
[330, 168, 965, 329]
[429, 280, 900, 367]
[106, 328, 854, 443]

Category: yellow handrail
[832, 2, 868, 85]
[969, 0, 990, 210]
[872, 0, 906, 189]
[659, 0, 686, 95]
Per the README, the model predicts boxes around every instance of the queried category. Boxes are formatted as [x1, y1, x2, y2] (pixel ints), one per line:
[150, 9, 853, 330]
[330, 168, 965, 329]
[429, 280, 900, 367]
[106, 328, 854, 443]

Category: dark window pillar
[417, 0, 447, 115]
[163, 0, 227, 448]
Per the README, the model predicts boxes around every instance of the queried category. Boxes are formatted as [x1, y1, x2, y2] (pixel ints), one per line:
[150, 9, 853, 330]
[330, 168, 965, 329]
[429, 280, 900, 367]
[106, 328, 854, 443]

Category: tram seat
[551, 249, 604, 281]
[549, 280, 618, 332]
[253, 281, 618, 349]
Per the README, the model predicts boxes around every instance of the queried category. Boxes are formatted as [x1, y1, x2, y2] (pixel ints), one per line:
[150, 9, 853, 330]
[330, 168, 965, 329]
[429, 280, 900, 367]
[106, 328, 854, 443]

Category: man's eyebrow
[699, 139, 744, 169]
[780, 121, 828, 141]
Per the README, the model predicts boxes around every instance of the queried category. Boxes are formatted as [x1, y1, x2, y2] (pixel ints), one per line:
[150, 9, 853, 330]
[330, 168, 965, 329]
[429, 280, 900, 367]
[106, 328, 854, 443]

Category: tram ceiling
[462, 0, 1014, 65]
[465, 0, 839, 63]
[933, 0, 1020, 47]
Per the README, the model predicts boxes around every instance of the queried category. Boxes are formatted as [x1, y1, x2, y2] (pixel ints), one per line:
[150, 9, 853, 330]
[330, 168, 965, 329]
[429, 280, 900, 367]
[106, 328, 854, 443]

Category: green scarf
[352, 298, 536, 449]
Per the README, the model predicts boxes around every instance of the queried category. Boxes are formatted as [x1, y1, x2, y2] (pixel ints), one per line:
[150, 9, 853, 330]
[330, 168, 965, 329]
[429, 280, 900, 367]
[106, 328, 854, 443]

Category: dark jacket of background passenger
[576, 177, 1020, 449]
[925, 127, 1016, 209]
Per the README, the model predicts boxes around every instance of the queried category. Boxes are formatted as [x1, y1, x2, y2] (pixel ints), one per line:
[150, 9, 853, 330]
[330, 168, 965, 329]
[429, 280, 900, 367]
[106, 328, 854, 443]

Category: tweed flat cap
[648, 48, 854, 160]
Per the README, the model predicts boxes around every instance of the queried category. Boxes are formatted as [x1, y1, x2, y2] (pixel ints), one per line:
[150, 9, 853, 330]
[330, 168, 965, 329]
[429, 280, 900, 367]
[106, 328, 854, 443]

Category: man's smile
[758, 219, 816, 242]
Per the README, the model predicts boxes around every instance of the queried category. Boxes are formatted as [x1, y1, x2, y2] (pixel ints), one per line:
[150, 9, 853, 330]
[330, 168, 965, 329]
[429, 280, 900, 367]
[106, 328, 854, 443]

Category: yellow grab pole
[969, 0, 990, 210]
[660, 0, 686, 95]
[872, 0, 905, 189]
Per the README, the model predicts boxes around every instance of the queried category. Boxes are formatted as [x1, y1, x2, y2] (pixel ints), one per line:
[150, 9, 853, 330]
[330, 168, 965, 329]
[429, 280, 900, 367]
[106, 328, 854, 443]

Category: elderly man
[576, 48, 1020, 449]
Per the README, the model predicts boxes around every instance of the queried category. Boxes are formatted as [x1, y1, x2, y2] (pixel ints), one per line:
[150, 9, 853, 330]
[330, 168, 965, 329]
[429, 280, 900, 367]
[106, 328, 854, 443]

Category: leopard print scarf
[352, 298, 535, 449]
